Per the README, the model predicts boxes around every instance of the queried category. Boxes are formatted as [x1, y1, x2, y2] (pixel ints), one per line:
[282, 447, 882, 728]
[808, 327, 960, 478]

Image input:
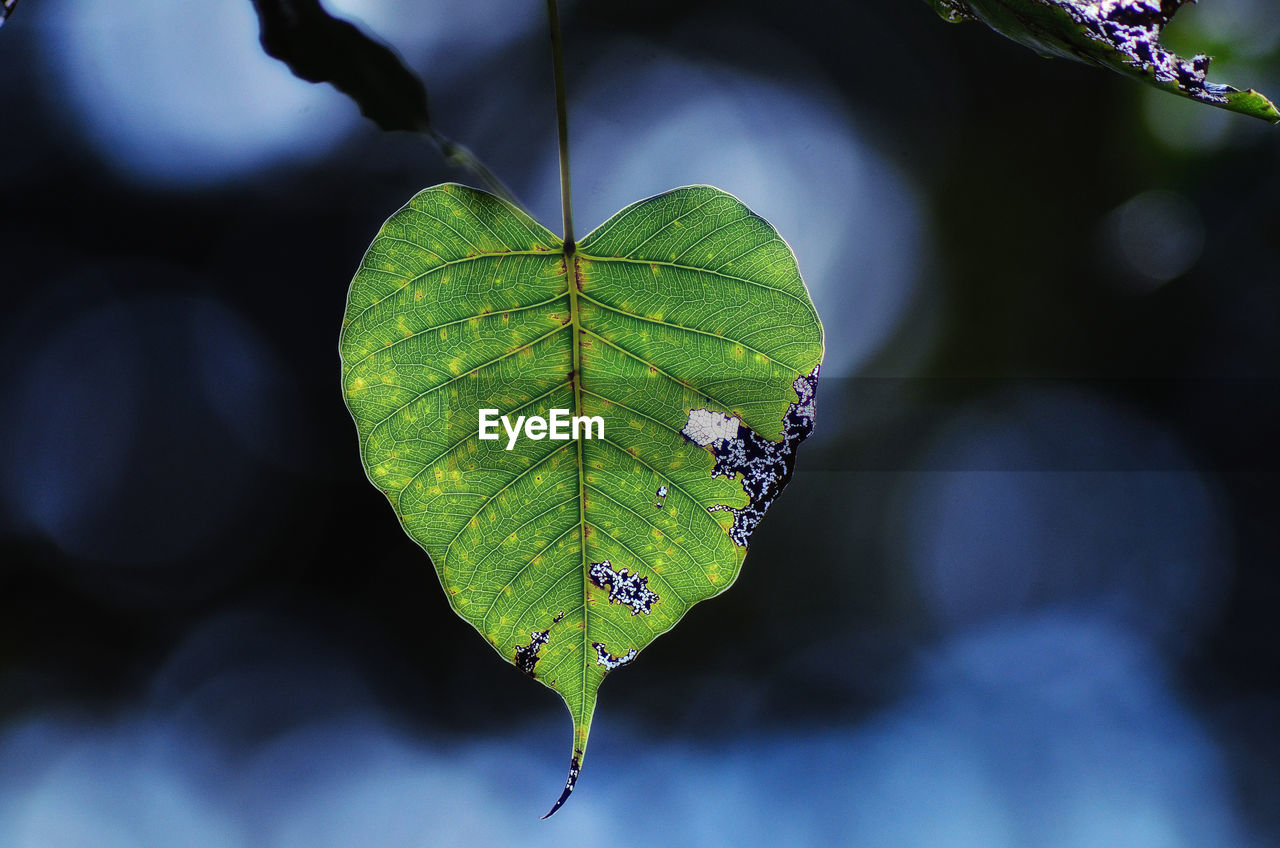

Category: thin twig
[545, 0, 575, 250]
[428, 129, 523, 209]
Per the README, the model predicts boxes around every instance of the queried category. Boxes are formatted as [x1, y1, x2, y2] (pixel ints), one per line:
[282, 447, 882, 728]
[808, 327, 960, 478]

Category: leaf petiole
[545, 0, 576, 252]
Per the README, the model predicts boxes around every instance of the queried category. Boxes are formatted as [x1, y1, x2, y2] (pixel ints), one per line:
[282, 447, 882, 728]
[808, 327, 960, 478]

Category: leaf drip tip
[541, 751, 582, 819]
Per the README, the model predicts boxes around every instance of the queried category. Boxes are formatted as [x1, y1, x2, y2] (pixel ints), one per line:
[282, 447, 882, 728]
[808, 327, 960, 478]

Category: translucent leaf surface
[340, 184, 824, 815]
[926, 0, 1280, 122]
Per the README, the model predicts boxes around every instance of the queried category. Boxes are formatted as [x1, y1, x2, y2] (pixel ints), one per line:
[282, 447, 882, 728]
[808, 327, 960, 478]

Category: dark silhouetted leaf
[926, 0, 1280, 122]
[250, 0, 429, 132]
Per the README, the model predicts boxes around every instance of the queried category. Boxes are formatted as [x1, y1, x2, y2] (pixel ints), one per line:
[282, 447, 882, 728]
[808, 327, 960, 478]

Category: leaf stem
[545, 0, 575, 251]
[427, 128, 523, 209]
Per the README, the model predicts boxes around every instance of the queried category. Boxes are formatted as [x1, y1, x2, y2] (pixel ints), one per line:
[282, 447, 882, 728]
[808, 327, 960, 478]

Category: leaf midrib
[564, 247, 593, 733]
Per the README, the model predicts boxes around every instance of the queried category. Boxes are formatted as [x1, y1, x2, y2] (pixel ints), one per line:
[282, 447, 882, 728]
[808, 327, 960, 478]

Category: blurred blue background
[1, 0, 1277, 844]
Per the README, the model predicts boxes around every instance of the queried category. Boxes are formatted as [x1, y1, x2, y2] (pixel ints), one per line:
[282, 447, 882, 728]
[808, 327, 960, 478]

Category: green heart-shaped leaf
[340, 184, 823, 815]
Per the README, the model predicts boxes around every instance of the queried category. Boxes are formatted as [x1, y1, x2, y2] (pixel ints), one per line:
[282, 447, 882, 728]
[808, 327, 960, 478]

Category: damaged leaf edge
[926, 0, 1280, 123]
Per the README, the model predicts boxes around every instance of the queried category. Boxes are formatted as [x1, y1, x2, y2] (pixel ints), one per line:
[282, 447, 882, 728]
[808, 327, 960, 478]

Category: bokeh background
[2, 0, 1278, 844]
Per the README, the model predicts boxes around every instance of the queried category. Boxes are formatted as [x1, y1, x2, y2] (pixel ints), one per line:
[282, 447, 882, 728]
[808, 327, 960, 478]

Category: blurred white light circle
[1104, 190, 1205, 290]
[0, 721, 243, 848]
[529, 44, 929, 377]
[0, 288, 282, 568]
[39, 0, 541, 186]
[327, 0, 543, 80]
[41, 0, 360, 185]
[890, 388, 1230, 647]
[2, 302, 145, 557]
[0, 619, 1253, 848]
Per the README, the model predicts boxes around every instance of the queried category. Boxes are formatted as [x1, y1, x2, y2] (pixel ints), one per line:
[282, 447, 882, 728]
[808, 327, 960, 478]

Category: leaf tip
[1246, 91, 1280, 124]
[540, 749, 582, 819]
